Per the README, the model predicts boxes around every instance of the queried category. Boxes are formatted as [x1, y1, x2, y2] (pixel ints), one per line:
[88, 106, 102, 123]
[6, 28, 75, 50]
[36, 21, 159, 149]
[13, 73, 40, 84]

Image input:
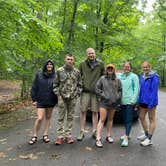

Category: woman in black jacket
[29, 60, 58, 145]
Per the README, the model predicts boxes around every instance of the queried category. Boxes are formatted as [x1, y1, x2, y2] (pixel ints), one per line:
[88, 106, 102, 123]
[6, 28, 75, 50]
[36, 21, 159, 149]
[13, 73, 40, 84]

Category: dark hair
[42, 59, 55, 73]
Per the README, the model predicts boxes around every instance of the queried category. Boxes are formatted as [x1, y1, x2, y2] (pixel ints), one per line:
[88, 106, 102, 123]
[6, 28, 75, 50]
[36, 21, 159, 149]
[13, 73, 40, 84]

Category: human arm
[131, 74, 139, 104]
[148, 75, 159, 108]
[31, 73, 39, 102]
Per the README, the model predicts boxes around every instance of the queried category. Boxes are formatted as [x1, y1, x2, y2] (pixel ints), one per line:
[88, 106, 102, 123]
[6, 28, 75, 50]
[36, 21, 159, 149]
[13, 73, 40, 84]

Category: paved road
[0, 91, 166, 166]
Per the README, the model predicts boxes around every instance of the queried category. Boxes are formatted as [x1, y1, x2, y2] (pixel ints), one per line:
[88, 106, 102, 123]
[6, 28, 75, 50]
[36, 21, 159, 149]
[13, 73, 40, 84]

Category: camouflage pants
[57, 97, 76, 138]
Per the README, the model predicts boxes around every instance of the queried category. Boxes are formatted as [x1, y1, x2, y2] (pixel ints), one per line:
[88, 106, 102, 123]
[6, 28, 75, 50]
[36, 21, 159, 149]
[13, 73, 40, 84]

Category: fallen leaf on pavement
[37, 152, 45, 155]
[0, 152, 6, 158]
[0, 138, 7, 142]
[85, 146, 92, 151]
[49, 153, 61, 160]
[19, 155, 30, 160]
[19, 153, 38, 160]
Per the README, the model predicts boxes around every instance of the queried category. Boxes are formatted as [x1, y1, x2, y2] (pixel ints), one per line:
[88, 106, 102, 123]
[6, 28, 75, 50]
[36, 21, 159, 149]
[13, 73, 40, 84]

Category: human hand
[32, 101, 37, 106]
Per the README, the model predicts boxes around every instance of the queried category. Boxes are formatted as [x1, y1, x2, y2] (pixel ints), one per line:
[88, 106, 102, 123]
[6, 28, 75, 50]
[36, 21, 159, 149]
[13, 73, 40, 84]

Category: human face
[65, 56, 74, 67]
[106, 67, 114, 76]
[86, 48, 96, 61]
[46, 62, 53, 72]
[142, 62, 151, 76]
[123, 63, 131, 74]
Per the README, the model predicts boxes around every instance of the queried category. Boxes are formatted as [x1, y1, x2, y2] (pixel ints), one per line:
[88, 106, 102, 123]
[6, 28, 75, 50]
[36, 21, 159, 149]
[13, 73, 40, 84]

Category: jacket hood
[143, 70, 159, 79]
[42, 59, 55, 73]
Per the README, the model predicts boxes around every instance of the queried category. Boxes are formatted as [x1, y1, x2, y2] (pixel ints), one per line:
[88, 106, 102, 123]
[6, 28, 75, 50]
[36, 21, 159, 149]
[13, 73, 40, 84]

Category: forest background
[0, 0, 166, 98]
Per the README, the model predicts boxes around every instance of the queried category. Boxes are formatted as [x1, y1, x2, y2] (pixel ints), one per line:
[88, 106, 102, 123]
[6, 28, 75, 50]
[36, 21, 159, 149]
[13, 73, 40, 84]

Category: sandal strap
[43, 135, 50, 142]
[43, 135, 48, 139]
[96, 139, 103, 147]
[31, 136, 37, 141]
[106, 136, 113, 143]
[29, 136, 37, 145]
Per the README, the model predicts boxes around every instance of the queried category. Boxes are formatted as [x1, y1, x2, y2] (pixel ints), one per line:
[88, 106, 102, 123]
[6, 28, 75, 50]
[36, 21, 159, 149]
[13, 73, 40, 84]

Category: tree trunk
[67, 0, 79, 46]
[95, 0, 102, 51]
[61, 0, 67, 36]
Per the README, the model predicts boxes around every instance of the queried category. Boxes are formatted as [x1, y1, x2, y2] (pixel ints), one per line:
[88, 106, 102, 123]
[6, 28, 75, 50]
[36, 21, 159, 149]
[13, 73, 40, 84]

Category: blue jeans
[121, 105, 134, 136]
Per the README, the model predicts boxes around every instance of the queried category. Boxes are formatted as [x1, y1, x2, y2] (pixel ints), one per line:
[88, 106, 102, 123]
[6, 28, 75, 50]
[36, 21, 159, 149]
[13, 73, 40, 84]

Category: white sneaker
[137, 134, 147, 141]
[140, 138, 153, 146]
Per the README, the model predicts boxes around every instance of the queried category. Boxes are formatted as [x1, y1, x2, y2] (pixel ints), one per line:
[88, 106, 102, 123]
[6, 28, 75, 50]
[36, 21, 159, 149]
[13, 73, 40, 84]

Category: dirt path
[0, 80, 20, 104]
[0, 80, 35, 130]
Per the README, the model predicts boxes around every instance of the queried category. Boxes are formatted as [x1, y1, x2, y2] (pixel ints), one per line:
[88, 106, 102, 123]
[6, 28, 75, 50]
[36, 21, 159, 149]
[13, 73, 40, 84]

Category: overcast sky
[137, 0, 156, 13]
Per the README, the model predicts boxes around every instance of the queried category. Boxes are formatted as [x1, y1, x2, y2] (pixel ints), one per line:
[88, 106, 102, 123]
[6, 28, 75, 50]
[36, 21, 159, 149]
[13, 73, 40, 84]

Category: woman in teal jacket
[137, 61, 159, 146]
[118, 62, 139, 147]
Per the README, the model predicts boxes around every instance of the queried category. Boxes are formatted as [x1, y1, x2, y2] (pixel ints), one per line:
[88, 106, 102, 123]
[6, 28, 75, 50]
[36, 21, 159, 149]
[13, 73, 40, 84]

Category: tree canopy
[0, 0, 166, 97]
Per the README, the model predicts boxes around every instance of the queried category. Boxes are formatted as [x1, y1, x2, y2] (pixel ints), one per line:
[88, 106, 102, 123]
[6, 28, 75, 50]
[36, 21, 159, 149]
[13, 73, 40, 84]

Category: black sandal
[28, 136, 37, 145]
[43, 135, 50, 143]
[95, 139, 103, 148]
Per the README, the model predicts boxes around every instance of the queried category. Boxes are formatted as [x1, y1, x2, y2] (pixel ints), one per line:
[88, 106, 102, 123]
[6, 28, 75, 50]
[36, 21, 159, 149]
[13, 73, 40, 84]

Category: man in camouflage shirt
[53, 53, 82, 145]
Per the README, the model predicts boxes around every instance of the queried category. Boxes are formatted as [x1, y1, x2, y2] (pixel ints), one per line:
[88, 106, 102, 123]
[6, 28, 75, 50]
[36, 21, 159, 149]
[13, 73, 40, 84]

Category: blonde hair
[141, 61, 151, 68]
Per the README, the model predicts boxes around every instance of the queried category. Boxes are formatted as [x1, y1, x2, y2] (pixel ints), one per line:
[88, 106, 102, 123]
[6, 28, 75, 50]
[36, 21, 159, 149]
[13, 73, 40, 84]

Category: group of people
[29, 48, 159, 148]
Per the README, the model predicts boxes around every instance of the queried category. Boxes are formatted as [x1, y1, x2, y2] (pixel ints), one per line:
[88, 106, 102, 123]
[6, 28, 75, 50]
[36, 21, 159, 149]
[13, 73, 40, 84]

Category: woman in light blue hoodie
[137, 61, 159, 146]
[118, 62, 139, 147]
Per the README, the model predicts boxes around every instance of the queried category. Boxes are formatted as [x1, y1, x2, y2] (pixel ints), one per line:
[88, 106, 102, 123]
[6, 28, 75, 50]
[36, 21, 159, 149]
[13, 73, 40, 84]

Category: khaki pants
[80, 92, 99, 112]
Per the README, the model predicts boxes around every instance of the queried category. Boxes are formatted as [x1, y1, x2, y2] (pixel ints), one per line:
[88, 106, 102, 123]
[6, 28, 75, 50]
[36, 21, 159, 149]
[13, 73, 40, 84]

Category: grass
[159, 87, 166, 92]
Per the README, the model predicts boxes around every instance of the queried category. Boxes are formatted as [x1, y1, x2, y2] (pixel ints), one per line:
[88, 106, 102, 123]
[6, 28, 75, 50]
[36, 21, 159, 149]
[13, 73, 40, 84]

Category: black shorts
[139, 103, 148, 109]
[37, 104, 55, 108]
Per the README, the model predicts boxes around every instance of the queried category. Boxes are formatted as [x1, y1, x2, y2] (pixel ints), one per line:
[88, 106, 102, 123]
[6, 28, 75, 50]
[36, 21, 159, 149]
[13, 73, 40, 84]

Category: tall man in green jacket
[77, 48, 105, 141]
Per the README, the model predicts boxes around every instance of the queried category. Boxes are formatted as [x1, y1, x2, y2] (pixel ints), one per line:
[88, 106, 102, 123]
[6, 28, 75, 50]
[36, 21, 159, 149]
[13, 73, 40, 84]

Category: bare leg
[92, 112, 98, 132]
[33, 108, 45, 136]
[106, 109, 115, 137]
[139, 107, 148, 132]
[80, 111, 86, 131]
[96, 108, 107, 140]
[43, 108, 53, 136]
[148, 107, 156, 135]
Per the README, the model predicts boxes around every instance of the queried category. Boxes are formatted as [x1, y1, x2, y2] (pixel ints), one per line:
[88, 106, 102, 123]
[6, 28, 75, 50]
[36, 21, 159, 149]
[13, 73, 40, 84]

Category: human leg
[65, 99, 76, 138]
[139, 107, 148, 133]
[96, 107, 107, 140]
[55, 100, 66, 145]
[121, 105, 134, 147]
[77, 93, 90, 141]
[95, 107, 107, 148]
[29, 108, 45, 145]
[148, 107, 156, 138]
[56, 99, 66, 138]
[33, 108, 45, 136]
[91, 94, 99, 137]
[44, 107, 53, 136]
[43, 107, 53, 143]
[106, 109, 115, 143]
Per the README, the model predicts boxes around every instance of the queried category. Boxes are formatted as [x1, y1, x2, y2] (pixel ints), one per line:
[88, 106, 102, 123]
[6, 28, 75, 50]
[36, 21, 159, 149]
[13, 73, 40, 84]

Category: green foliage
[0, 0, 166, 97]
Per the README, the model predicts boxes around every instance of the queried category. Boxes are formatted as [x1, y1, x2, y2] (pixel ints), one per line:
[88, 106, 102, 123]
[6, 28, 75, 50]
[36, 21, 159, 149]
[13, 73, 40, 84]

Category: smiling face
[142, 61, 151, 76]
[106, 67, 114, 76]
[86, 48, 96, 61]
[46, 62, 54, 73]
[123, 62, 132, 74]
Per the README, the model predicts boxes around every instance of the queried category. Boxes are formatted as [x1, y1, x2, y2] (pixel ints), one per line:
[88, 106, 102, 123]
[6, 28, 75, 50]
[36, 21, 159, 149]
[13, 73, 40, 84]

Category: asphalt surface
[0, 91, 166, 166]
